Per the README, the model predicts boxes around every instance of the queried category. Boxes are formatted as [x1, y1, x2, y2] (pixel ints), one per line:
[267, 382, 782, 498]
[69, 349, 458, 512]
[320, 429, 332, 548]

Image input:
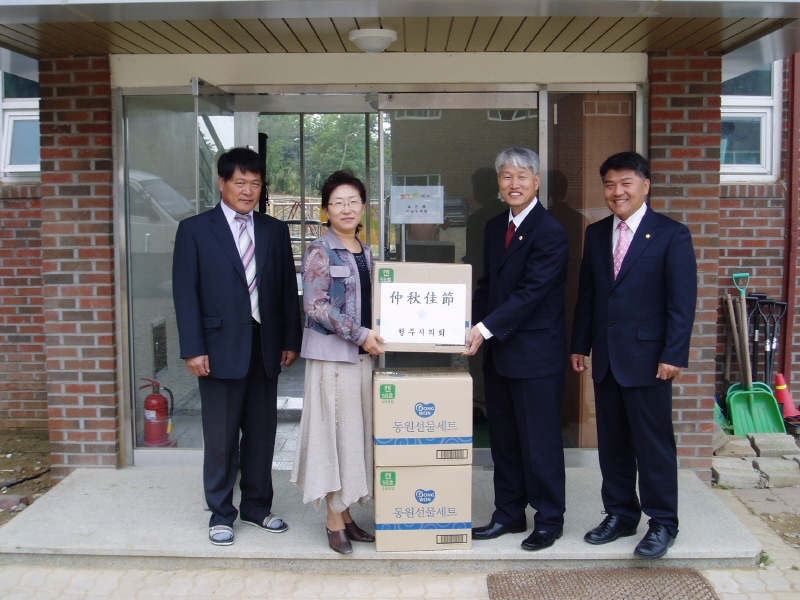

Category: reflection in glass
[8, 118, 39, 165]
[126, 95, 202, 449]
[261, 113, 372, 260]
[721, 118, 762, 165]
[3, 72, 39, 99]
[548, 92, 635, 449]
[197, 101, 234, 211]
[722, 65, 772, 97]
[382, 107, 539, 446]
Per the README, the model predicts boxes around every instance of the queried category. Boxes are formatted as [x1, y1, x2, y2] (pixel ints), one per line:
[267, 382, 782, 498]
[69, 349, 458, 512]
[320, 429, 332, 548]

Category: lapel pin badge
[519, 236, 523, 241]
[646, 234, 651, 239]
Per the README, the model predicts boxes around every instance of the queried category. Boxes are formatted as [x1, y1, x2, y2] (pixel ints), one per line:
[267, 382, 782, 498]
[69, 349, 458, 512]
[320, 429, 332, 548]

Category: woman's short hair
[320, 169, 367, 209]
[495, 147, 540, 176]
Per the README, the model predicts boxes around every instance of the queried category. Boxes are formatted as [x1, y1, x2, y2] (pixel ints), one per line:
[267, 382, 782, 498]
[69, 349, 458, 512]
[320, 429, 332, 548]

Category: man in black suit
[464, 147, 568, 551]
[571, 151, 697, 559]
[173, 147, 302, 546]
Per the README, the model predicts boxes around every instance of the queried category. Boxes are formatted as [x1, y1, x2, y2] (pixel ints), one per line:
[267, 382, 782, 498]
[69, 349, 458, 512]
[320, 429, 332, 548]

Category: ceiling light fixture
[348, 29, 397, 53]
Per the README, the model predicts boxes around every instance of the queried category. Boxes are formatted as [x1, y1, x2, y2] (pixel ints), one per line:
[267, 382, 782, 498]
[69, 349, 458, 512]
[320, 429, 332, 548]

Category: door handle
[145, 232, 150, 253]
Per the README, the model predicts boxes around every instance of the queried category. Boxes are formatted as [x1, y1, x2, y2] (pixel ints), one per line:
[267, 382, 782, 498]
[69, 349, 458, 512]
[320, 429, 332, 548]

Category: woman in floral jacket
[291, 170, 385, 554]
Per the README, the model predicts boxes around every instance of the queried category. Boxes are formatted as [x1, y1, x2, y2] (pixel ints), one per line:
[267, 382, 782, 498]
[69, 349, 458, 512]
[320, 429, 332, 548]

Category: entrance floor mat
[487, 567, 720, 600]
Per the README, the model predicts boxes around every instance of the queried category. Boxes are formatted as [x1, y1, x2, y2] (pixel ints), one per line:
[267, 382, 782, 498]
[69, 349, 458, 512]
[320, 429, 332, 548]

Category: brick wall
[39, 55, 118, 480]
[0, 184, 46, 427]
[649, 51, 721, 480]
[718, 184, 788, 388]
[716, 58, 800, 399]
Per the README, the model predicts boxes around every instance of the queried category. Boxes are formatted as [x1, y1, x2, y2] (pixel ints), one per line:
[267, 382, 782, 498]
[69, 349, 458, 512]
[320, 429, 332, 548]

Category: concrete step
[277, 396, 303, 422]
[0, 467, 760, 573]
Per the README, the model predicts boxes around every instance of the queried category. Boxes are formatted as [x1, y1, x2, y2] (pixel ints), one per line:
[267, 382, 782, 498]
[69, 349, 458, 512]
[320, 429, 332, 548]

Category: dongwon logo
[415, 489, 436, 504]
[414, 402, 436, 418]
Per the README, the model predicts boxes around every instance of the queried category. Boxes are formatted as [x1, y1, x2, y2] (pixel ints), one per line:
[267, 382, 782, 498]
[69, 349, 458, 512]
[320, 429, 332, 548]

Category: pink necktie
[234, 215, 260, 323]
[613, 221, 630, 280]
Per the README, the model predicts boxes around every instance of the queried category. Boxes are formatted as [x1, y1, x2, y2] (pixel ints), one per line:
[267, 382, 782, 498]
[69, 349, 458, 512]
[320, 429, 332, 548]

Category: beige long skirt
[290, 355, 374, 513]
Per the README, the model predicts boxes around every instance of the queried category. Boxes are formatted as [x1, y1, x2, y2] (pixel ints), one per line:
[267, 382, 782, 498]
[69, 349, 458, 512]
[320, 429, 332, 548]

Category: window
[394, 110, 441, 120]
[487, 109, 536, 121]
[3, 72, 39, 99]
[721, 62, 781, 182]
[583, 100, 631, 116]
[0, 71, 39, 180]
[396, 174, 441, 186]
[2, 111, 39, 172]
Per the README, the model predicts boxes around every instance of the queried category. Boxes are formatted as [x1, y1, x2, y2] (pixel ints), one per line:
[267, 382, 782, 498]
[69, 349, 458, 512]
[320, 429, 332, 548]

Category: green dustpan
[727, 388, 786, 436]
[726, 381, 772, 396]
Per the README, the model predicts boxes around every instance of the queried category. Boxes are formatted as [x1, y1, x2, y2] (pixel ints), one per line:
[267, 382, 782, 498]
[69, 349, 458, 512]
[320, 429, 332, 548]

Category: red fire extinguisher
[140, 378, 176, 447]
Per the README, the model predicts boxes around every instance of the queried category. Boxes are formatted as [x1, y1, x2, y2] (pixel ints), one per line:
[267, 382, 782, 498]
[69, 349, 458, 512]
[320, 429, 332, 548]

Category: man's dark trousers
[200, 322, 278, 528]
[484, 361, 565, 532]
[594, 369, 678, 536]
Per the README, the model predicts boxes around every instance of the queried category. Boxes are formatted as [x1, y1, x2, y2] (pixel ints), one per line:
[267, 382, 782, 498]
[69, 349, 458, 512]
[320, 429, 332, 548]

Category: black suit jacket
[571, 206, 697, 387]
[473, 201, 569, 379]
[172, 203, 302, 380]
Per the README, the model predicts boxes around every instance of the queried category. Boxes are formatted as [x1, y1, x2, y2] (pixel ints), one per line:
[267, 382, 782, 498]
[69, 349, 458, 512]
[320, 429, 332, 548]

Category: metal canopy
[0, 1, 795, 66]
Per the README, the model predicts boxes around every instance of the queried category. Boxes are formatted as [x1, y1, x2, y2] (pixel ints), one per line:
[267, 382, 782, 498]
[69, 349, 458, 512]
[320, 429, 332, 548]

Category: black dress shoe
[344, 520, 375, 543]
[521, 529, 562, 551]
[634, 520, 675, 559]
[326, 527, 353, 554]
[472, 521, 526, 540]
[584, 513, 639, 545]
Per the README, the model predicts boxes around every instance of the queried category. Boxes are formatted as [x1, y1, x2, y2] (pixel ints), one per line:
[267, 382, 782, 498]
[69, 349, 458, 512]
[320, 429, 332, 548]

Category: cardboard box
[374, 465, 472, 552]
[373, 261, 471, 353]
[373, 368, 472, 466]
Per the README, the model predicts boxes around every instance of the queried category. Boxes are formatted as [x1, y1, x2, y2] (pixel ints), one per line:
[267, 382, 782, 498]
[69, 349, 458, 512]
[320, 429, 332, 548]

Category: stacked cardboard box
[373, 261, 471, 353]
[372, 262, 473, 552]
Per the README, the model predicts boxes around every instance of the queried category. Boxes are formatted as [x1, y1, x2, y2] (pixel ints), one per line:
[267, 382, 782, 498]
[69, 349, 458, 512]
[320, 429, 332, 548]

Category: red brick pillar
[39, 55, 118, 479]
[0, 185, 46, 427]
[649, 51, 721, 480]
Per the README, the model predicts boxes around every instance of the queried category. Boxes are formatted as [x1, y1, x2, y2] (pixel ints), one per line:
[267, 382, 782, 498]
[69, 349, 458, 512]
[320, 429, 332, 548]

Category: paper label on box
[377, 267, 394, 283]
[379, 470, 396, 489]
[378, 283, 466, 345]
[379, 384, 396, 402]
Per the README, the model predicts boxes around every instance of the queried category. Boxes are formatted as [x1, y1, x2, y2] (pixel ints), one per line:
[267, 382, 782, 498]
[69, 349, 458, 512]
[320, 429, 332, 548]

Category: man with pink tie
[173, 148, 302, 546]
[571, 152, 697, 559]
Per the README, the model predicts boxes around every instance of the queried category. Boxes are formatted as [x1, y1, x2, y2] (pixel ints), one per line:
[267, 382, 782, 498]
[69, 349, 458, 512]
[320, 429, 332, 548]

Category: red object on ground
[140, 378, 177, 447]
[775, 373, 800, 418]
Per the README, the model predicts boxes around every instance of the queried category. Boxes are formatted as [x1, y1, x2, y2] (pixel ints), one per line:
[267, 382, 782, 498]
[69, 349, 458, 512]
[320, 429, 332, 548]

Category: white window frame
[1, 108, 39, 174]
[396, 174, 441, 187]
[394, 109, 441, 120]
[721, 61, 782, 183]
[0, 71, 40, 181]
[487, 109, 536, 121]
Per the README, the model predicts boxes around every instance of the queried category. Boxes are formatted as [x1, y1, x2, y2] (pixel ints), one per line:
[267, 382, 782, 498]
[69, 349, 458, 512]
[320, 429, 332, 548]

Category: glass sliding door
[126, 86, 237, 455]
[261, 113, 374, 262]
[547, 91, 635, 449]
[377, 93, 539, 448]
[123, 89, 639, 463]
[260, 111, 374, 402]
[125, 95, 203, 452]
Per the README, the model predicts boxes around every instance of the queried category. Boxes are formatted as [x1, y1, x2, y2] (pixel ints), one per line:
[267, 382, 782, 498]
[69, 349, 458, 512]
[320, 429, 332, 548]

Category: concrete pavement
[2, 469, 799, 598]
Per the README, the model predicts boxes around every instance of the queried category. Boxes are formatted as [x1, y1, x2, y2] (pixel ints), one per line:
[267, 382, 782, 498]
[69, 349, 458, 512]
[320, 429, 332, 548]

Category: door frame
[117, 86, 644, 466]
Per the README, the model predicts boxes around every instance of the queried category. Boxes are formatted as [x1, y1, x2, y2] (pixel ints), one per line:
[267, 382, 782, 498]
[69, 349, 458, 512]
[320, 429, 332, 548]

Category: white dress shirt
[220, 201, 255, 258]
[612, 202, 648, 257]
